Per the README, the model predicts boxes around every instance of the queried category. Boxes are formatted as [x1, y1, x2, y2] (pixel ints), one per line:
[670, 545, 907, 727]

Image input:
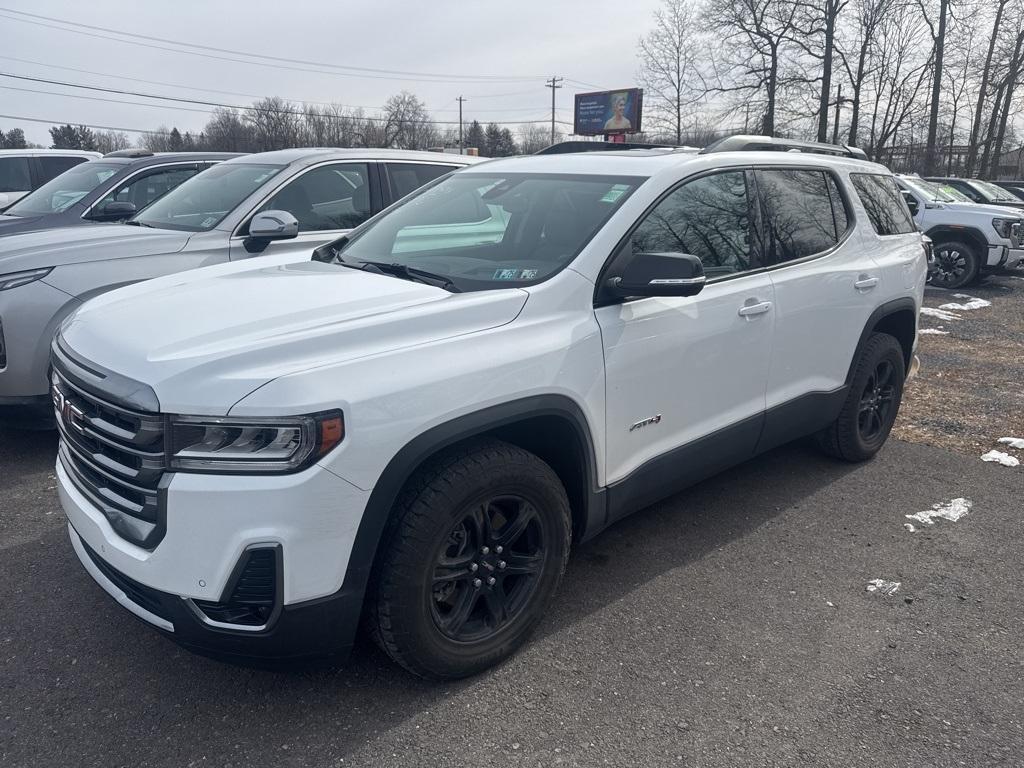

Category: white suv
[53, 136, 926, 679]
[896, 174, 1023, 287]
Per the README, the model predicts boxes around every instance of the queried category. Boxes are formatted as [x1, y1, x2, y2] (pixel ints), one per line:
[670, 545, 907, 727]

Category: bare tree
[245, 97, 301, 151]
[793, 0, 850, 141]
[918, 0, 953, 173]
[638, 0, 702, 143]
[839, 0, 891, 146]
[965, 0, 1009, 174]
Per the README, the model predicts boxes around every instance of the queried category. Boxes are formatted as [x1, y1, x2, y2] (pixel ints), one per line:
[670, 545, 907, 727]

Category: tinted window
[755, 169, 847, 263]
[629, 171, 758, 277]
[37, 156, 88, 183]
[7, 162, 121, 215]
[135, 163, 284, 232]
[386, 163, 455, 200]
[945, 180, 981, 202]
[850, 173, 916, 235]
[0, 157, 32, 193]
[334, 173, 640, 291]
[826, 173, 850, 236]
[256, 163, 370, 232]
[95, 166, 200, 212]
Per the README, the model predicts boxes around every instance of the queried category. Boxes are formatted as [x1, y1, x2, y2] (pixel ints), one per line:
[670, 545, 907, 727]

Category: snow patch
[904, 523, 917, 533]
[920, 307, 962, 322]
[866, 579, 901, 596]
[997, 437, 1024, 450]
[906, 497, 972, 527]
[981, 450, 1020, 467]
[919, 328, 949, 335]
[938, 294, 991, 311]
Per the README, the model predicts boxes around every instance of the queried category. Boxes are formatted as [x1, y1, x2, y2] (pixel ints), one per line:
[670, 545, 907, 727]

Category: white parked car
[0, 149, 479, 423]
[0, 149, 101, 210]
[896, 174, 1024, 287]
[53, 136, 926, 678]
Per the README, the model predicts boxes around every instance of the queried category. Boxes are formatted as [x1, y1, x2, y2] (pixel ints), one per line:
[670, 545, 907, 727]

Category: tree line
[637, 0, 1024, 176]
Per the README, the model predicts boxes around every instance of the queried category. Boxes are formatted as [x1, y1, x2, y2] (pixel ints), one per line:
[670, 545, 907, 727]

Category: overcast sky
[0, 0, 665, 146]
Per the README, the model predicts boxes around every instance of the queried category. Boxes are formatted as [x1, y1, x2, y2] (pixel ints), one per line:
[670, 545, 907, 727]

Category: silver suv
[0, 149, 480, 423]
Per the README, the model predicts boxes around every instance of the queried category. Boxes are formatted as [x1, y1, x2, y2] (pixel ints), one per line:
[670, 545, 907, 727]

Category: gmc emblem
[51, 382, 86, 435]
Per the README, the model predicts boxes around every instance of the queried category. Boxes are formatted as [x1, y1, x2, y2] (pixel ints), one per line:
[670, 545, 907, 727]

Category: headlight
[992, 217, 1019, 239]
[0, 267, 53, 291]
[168, 411, 344, 473]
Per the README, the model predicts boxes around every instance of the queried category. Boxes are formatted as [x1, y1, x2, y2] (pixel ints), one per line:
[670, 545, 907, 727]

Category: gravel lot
[2, 279, 1023, 767]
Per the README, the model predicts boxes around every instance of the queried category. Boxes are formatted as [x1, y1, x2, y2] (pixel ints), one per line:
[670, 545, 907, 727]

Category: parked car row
[0, 135, 932, 678]
[0, 148, 481, 424]
[0, 149, 101, 210]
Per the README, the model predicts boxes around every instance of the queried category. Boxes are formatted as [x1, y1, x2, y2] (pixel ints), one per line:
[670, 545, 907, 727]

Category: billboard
[573, 88, 643, 136]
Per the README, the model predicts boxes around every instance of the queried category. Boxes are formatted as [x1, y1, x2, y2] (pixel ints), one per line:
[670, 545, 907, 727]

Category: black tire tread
[816, 332, 905, 462]
[368, 438, 571, 679]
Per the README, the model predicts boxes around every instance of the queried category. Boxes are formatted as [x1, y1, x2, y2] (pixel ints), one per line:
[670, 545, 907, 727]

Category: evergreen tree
[464, 120, 485, 155]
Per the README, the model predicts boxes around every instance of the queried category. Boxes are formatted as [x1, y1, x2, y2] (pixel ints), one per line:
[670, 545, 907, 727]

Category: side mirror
[99, 201, 137, 221]
[249, 210, 299, 241]
[607, 252, 706, 298]
[901, 191, 920, 217]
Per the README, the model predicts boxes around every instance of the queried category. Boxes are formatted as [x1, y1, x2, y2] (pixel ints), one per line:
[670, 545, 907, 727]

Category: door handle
[738, 300, 772, 317]
[854, 276, 879, 290]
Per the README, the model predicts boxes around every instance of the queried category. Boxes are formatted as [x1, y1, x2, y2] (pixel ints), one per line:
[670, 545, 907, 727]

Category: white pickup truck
[896, 173, 1023, 288]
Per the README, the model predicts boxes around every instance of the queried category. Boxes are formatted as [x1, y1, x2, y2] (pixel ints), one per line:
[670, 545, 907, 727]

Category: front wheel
[370, 439, 571, 679]
[930, 240, 979, 289]
[816, 332, 906, 462]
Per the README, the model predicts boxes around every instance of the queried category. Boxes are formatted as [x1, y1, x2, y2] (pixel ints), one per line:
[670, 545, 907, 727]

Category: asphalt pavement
[1, 427, 1022, 767]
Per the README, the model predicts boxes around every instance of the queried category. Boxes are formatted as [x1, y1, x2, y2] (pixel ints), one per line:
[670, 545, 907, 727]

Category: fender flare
[845, 297, 918, 384]
[335, 394, 604, 614]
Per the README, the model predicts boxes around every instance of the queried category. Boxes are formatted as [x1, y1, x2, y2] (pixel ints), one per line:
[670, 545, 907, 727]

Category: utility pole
[456, 96, 467, 154]
[545, 76, 563, 146]
[831, 84, 843, 145]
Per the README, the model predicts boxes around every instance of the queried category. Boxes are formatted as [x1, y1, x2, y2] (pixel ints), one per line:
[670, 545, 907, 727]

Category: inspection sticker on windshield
[601, 184, 630, 203]
[201, 216, 218, 228]
[493, 268, 539, 281]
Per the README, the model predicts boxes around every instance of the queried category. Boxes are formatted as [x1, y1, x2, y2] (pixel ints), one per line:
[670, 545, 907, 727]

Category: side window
[950, 181, 981, 202]
[850, 173, 916, 236]
[755, 169, 844, 263]
[96, 166, 200, 211]
[628, 170, 759, 278]
[0, 157, 32, 193]
[386, 163, 455, 200]
[257, 162, 370, 233]
[37, 156, 87, 184]
[826, 173, 850, 237]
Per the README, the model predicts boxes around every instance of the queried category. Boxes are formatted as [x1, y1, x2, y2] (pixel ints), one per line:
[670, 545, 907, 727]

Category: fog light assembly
[190, 546, 280, 630]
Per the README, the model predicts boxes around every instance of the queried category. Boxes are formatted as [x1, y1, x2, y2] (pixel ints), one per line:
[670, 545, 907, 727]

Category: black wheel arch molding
[923, 225, 994, 269]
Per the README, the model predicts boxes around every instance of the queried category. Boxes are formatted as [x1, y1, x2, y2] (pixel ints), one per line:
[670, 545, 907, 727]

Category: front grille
[54, 370, 168, 548]
[194, 547, 279, 627]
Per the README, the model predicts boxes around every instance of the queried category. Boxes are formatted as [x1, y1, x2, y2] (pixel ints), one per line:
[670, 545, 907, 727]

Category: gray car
[0, 148, 480, 424]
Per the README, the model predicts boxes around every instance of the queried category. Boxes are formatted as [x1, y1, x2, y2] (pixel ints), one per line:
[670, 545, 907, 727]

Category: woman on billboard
[603, 92, 632, 131]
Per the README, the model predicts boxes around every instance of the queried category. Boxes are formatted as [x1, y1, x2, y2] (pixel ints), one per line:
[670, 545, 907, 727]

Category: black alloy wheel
[430, 495, 545, 642]
[857, 359, 897, 442]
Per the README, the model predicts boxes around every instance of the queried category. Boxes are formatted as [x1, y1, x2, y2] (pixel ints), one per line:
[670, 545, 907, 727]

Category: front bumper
[69, 523, 364, 661]
[58, 448, 373, 661]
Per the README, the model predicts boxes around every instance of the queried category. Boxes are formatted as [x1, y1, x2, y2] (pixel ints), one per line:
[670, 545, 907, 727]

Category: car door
[595, 168, 775, 515]
[229, 161, 377, 261]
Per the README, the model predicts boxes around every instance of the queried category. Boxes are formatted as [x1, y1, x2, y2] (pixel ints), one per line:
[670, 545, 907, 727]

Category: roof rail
[103, 149, 154, 158]
[700, 135, 868, 161]
[535, 140, 679, 155]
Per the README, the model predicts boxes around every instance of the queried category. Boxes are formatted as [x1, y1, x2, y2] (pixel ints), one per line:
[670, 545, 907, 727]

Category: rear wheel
[370, 439, 571, 679]
[816, 333, 906, 462]
[930, 240, 979, 289]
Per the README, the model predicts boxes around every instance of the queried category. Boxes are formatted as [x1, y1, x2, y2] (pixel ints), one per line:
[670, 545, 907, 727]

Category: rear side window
[755, 169, 849, 263]
[37, 156, 88, 184]
[851, 173, 916, 235]
[386, 163, 455, 200]
[0, 156, 31, 193]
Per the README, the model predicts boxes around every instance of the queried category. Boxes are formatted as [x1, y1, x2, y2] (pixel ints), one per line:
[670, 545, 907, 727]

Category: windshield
[967, 179, 1021, 202]
[133, 163, 284, 232]
[7, 162, 121, 216]
[901, 178, 958, 203]
[332, 172, 643, 291]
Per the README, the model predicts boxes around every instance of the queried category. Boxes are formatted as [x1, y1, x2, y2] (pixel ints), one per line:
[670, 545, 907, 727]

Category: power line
[0, 112, 176, 136]
[0, 8, 546, 84]
[0, 73, 555, 126]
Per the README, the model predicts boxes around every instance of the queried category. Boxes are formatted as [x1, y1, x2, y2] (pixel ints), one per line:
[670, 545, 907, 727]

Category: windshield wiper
[123, 220, 155, 228]
[355, 260, 461, 292]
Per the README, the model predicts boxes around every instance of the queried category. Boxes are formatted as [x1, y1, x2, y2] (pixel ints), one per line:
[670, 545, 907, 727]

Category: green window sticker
[600, 184, 630, 203]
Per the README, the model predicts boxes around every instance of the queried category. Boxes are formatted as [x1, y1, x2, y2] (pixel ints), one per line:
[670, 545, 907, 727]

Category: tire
[816, 333, 906, 463]
[369, 438, 571, 679]
[930, 240, 979, 289]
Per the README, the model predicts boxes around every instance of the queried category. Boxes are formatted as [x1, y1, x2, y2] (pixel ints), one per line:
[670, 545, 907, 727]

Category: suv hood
[941, 201, 1024, 218]
[0, 223, 189, 273]
[60, 260, 528, 414]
